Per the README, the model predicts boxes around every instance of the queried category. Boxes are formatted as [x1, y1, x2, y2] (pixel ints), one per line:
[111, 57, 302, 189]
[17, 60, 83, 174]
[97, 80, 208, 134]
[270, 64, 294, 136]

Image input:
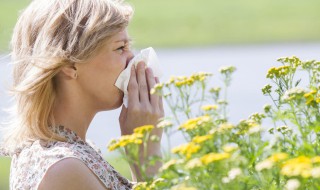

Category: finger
[119, 105, 127, 123]
[128, 64, 139, 107]
[155, 77, 164, 115]
[146, 67, 159, 107]
[136, 61, 149, 103]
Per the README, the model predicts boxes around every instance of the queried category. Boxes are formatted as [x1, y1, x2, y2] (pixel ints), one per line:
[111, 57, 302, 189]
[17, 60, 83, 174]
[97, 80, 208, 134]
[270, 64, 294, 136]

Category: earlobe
[61, 65, 78, 79]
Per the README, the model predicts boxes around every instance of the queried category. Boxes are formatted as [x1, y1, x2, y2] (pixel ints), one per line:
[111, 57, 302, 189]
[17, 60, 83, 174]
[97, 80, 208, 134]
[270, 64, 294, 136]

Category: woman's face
[77, 29, 133, 111]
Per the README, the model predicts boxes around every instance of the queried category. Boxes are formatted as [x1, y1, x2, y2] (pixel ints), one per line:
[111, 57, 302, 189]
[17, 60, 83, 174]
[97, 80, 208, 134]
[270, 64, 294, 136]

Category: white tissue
[115, 47, 163, 107]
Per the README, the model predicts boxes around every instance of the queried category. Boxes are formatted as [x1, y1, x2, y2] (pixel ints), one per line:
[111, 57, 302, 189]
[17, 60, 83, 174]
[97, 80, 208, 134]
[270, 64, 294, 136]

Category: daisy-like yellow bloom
[255, 159, 274, 171]
[219, 66, 236, 75]
[179, 115, 212, 131]
[192, 134, 212, 144]
[149, 178, 165, 189]
[255, 153, 288, 171]
[201, 152, 230, 165]
[150, 82, 164, 94]
[304, 90, 317, 106]
[266, 66, 290, 79]
[311, 167, 320, 178]
[312, 156, 320, 163]
[133, 125, 154, 134]
[201, 104, 218, 111]
[164, 76, 176, 87]
[218, 123, 234, 132]
[174, 76, 195, 87]
[268, 153, 289, 162]
[108, 133, 143, 151]
[159, 159, 184, 171]
[185, 158, 203, 169]
[262, 84, 272, 95]
[190, 72, 212, 82]
[171, 183, 198, 190]
[157, 120, 173, 129]
[281, 156, 312, 178]
[133, 182, 148, 190]
[107, 139, 120, 151]
[172, 142, 201, 159]
[222, 144, 239, 153]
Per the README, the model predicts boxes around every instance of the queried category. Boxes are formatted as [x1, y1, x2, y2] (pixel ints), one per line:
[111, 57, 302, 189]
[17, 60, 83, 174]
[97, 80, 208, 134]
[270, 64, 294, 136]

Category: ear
[60, 64, 78, 79]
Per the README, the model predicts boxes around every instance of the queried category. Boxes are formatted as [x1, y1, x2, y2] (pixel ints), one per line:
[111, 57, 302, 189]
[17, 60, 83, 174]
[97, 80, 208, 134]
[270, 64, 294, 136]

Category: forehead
[110, 29, 130, 43]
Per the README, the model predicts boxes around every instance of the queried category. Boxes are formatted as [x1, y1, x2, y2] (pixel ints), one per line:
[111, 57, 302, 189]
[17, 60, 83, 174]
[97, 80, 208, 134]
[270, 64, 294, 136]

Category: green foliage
[109, 56, 320, 189]
[1, 0, 320, 51]
[0, 157, 11, 190]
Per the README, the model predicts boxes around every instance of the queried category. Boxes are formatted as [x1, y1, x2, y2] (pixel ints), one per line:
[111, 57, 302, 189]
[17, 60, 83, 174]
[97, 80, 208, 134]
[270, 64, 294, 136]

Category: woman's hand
[118, 61, 164, 181]
[119, 61, 164, 136]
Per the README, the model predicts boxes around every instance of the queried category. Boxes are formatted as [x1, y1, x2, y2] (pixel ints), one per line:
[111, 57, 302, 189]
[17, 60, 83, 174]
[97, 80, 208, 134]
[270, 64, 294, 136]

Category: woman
[0, 0, 164, 189]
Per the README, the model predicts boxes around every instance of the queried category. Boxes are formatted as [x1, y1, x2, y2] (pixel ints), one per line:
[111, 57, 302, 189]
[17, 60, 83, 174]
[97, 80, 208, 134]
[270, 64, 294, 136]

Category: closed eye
[116, 42, 131, 54]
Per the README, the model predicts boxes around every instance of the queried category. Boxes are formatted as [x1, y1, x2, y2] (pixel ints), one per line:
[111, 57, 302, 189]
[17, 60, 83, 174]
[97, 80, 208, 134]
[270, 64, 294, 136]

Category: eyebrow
[114, 38, 133, 43]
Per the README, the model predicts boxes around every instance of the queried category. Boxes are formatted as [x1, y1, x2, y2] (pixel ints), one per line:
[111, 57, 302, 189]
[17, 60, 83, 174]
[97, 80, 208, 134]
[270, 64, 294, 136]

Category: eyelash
[117, 43, 131, 53]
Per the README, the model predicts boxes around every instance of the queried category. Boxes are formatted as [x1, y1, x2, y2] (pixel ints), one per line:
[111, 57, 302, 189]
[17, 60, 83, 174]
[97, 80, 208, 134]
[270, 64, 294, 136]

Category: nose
[126, 50, 134, 66]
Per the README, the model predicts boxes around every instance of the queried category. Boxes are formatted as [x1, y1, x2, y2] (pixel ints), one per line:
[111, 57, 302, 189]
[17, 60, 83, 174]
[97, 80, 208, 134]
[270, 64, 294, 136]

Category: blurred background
[1, 0, 320, 189]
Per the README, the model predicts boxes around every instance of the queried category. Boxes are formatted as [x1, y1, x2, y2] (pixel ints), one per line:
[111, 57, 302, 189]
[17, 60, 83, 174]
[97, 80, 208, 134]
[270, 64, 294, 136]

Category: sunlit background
[1, 0, 320, 189]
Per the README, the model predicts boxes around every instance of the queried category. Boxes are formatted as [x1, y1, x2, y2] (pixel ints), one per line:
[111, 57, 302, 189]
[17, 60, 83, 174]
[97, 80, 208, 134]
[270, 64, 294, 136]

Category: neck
[53, 89, 96, 141]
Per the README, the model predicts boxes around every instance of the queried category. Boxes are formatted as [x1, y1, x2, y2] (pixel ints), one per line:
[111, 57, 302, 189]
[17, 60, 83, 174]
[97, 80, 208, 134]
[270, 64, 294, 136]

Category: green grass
[1, 0, 320, 50]
[127, 0, 320, 47]
[0, 0, 320, 50]
[0, 157, 11, 190]
[0, 155, 130, 190]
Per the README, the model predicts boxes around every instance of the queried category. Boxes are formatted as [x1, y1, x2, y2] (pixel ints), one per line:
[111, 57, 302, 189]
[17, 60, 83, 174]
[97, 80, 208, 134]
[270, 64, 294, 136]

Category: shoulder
[38, 158, 106, 190]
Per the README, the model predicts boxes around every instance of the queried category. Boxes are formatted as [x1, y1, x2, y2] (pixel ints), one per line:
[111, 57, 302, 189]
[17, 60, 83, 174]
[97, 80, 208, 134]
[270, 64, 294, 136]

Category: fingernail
[138, 61, 145, 68]
[146, 67, 153, 74]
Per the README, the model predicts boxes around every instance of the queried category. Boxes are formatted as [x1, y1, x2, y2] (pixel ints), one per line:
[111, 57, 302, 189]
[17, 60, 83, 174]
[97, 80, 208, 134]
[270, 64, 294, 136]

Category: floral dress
[0, 126, 133, 190]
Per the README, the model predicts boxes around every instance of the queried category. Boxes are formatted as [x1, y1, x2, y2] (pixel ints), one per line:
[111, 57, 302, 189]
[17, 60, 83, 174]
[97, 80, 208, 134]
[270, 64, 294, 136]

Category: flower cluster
[107, 125, 154, 151]
[109, 56, 320, 189]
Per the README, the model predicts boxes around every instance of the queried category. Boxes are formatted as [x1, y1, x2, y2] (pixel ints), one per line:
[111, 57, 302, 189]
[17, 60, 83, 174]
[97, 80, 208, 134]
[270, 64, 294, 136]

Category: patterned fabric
[1, 126, 133, 190]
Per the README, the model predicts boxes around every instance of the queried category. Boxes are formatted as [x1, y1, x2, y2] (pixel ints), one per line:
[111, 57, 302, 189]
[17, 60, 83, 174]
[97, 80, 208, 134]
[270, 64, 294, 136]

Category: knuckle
[139, 84, 148, 91]
[128, 82, 138, 90]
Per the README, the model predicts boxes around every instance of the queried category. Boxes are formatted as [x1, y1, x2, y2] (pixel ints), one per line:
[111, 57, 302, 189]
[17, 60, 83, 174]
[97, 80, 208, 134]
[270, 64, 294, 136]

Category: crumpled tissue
[115, 47, 163, 107]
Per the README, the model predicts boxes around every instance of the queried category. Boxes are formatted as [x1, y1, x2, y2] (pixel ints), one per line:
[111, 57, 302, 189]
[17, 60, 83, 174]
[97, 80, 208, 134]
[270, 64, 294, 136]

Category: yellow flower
[266, 66, 290, 79]
[157, 120, 173, 129]
[304, 90, 317, 106]
[312, 156, 320, 163]
[219, 66, 236, 75]
[255, 160, 274, 171]
[160, 159, 184, 171]
[107, 139, 120, 151]
[268, 153, 289, 162]
[222, 144, 239, 153]
[201, 152, 230, 165]
[150, 82, 164, 94]
[281, 156, 312, 178]
[171, 183, 198, 190]
[201, 104, 218, 111]
[192, 135, 212, 144]
[218, 123, 234, 132]
[179, 116, 212, 131]
[133, 182, 148, 190]
[117, 133, 143, 147]
[311, 167, 320, 178]
[172, 142, 201, 159]
[185, 158, 203, 169]
[150, 178, 165, 189]
[133, 125, 154, 134]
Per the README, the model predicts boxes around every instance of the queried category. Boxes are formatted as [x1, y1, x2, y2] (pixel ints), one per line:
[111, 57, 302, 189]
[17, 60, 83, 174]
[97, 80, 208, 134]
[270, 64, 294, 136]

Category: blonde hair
[1, 0, 133, 153]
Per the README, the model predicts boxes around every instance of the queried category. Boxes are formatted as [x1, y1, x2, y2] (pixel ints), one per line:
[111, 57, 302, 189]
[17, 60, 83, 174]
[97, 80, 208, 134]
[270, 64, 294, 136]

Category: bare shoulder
[38, 158, 106, 190]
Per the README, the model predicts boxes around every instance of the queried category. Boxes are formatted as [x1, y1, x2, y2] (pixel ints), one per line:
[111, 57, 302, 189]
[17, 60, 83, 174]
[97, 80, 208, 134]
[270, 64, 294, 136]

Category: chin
[104, 97, 124, 111]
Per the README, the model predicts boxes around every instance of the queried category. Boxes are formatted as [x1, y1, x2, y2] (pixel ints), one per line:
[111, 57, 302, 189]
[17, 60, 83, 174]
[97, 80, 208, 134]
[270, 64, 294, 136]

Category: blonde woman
[0, 0, 164, 189]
